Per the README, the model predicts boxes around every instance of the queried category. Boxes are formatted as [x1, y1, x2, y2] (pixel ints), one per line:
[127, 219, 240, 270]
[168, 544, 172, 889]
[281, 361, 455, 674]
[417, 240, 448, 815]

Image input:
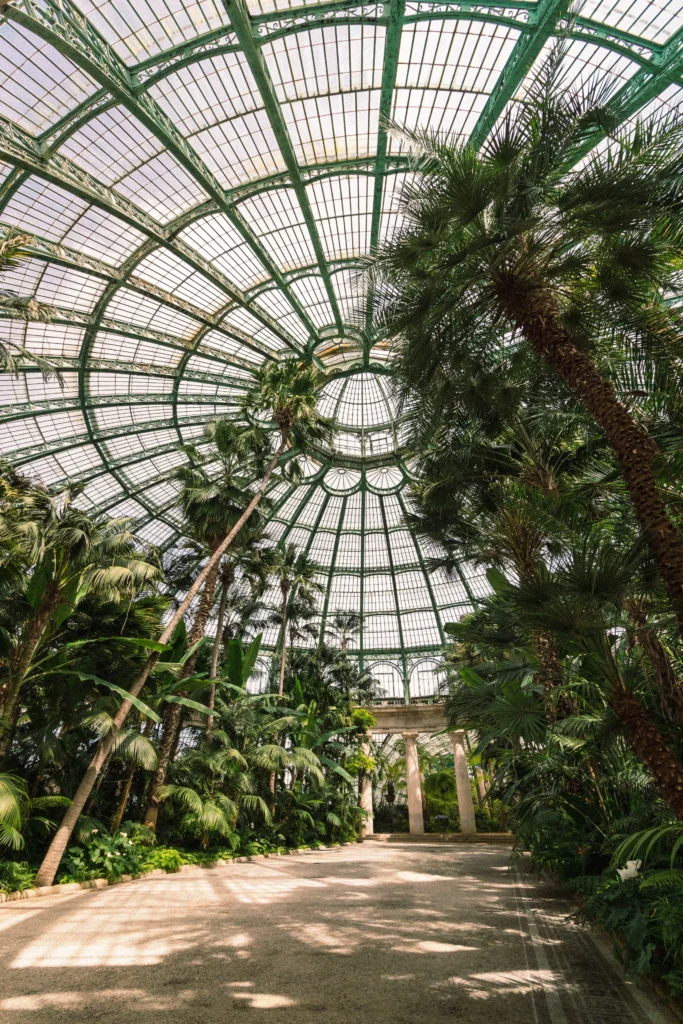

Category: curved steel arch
[2, 0, 682, 660]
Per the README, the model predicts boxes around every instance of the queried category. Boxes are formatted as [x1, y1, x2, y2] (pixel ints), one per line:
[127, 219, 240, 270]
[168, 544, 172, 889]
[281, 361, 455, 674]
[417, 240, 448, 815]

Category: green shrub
[59, 830, 145, 883]
[345, 752, 375, 776]
[576, 873, 683, 996]
[141, 847, 187, 873]
[120, 821, 158, 847]
[0, 860, 36, 894]
[516, 809, 598, 879]
[351, 708, 376, 733]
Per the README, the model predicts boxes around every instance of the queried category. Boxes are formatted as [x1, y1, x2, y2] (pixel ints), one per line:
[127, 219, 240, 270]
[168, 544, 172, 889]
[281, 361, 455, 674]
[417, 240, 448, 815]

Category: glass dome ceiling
[1, 0, 683, 691]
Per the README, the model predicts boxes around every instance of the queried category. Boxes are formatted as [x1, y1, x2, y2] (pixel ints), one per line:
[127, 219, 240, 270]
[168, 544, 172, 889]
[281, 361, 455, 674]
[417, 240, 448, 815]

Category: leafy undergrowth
[569, 873, 683, 998]
[0, 860, 37, 895]
[0, 826, 346, 894]
[517, 810, 683, 999]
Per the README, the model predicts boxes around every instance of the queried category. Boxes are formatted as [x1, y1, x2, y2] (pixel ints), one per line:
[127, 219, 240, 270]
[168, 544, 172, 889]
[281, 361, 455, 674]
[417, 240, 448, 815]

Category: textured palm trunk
[206, 564, 232, 742]
[626, 603, 683, 725]
[144, 558, 220, 829]
[0, 584, 59, 761]
[110, 763, 136, 833]
[34, 443, 286, 888]
[270, 588, 290, 797]
[531, 629, 564, 695]
[278, 586, 289, 697]
[501, 283, 683, 630]
[530, 628, 574, 719]
[610, 684, 683, 818]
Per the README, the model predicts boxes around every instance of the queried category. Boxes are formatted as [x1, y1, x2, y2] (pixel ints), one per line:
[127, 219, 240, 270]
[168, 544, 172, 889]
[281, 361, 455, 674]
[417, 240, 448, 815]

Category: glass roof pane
[3, 0, 679, 659]
[78, 0, 229, 63]
[579, 0, 683, 43]
[0, 22, 98, 132]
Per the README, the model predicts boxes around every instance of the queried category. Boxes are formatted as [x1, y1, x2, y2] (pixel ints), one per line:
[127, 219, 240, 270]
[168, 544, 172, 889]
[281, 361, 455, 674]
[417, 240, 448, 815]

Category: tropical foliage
[0, 405, 371, 889]
[367, 45, 683, 996]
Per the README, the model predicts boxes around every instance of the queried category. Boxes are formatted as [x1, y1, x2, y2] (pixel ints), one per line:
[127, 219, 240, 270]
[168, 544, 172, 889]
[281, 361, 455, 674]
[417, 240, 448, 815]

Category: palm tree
[269, 544, 324, 696]
[144, 420, 267, 829]
[157, 733, 270, 849]
[0, 232, 62, 388]
[371, 52, 683, 629]
[0, 772, 71, 850]
[109, 720, 157, 833]
[0, 487, 159, 759]
[326, 612, 362, 655]
[34, 357, 330, 885]
[410, 414, 583, 707]
[460, 537, 683, 817]
[206, 535, 272, 741]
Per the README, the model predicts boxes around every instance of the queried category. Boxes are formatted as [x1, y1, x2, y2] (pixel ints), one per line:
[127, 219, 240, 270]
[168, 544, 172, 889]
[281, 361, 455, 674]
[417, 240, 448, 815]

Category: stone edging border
[0, 842, 355, 905]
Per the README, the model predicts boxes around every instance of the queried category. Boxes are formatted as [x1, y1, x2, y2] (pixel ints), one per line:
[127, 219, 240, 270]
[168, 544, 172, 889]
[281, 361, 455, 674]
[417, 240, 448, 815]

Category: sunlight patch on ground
[287, 921, 360, 954]
[223, 874, 325, 904]
[232, 992, 298, 1008]
[392, 940, 480, 954]
[435, 968, 575, 1001]
[1, 989, 201, 1012]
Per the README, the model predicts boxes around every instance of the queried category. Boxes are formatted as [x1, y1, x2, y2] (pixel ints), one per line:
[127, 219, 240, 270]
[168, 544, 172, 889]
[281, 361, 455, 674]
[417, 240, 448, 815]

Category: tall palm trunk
[511, 537, 565, 715]
[278, 584, 290, 697]
[110, 720, 154, 833]
[110, 763, 136, 833]
[144, 558, 220, 830]
[0, 582, 60, 761]
[502, 284, 683, 630]
[270, 585, 291, 797]
[206, 563, 232, 742]
[626, 601, 683, 725]
[610, 684, 683, 818]
[34, 442, 286, 887]
[531, 628, 573, 719]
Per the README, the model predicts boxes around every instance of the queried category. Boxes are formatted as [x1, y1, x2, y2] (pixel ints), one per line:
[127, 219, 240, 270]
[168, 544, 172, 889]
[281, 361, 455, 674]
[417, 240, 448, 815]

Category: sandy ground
[0, 842, 676, 1024]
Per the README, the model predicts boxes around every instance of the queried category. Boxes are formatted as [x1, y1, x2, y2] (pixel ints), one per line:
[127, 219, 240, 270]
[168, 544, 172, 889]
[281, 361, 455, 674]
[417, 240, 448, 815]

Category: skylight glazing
[2, 0, 681, 694]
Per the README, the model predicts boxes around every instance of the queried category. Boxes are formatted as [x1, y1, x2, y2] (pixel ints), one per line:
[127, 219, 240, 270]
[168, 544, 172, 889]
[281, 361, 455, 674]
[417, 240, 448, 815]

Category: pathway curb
[0, 844, 344, 905]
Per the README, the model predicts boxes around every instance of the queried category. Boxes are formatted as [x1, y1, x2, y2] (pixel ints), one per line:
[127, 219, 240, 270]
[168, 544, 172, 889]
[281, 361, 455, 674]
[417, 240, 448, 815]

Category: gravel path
[0, 842, 676, 1023]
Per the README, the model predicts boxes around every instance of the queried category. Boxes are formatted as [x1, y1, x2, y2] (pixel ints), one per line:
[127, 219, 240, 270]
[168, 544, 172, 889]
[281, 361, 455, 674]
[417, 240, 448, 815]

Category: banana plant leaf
[163, 694, 215, 717]
[318, 754, 354, 784]
[64, 671, 161, 722]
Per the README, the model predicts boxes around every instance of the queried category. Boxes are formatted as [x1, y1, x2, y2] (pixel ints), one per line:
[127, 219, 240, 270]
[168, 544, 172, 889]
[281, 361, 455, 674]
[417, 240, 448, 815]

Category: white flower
[128, 841, 133, 846]
[120, 832, 127, 838]
[115, 852, 121, 856]
[91, 829, 98, 834]
[105, 852, 112, 858]
[616, 859, 642, 881]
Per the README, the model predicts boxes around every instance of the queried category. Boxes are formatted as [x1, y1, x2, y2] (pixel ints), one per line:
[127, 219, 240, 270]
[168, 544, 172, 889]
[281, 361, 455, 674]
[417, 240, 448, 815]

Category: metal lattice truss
[1, 0, 682, 675]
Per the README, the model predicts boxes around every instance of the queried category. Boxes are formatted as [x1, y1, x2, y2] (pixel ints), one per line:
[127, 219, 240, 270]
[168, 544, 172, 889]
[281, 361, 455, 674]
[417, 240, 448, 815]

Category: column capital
[402, 730, 419, 741]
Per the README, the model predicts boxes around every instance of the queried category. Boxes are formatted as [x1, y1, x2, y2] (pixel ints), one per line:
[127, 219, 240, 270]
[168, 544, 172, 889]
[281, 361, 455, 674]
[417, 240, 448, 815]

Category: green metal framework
[2, 0, 682, 695]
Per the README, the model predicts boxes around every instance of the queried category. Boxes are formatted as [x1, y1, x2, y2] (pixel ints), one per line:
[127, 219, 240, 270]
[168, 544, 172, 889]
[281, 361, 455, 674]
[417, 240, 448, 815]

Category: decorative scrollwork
[410, 1, 529, 22]
[134, 31, 240, 85]
[255, 3, 385, 38]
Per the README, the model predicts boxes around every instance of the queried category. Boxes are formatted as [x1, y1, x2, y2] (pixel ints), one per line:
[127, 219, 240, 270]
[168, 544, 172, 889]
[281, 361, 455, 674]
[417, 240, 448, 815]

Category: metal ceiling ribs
[2, 0, 683, 665]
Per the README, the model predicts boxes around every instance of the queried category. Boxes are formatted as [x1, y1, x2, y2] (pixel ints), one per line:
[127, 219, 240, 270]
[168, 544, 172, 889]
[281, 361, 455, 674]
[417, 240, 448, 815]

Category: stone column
[403, 732, 424, 835]
[359, 741, 374, 836]
[451, 730, 476, 835]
